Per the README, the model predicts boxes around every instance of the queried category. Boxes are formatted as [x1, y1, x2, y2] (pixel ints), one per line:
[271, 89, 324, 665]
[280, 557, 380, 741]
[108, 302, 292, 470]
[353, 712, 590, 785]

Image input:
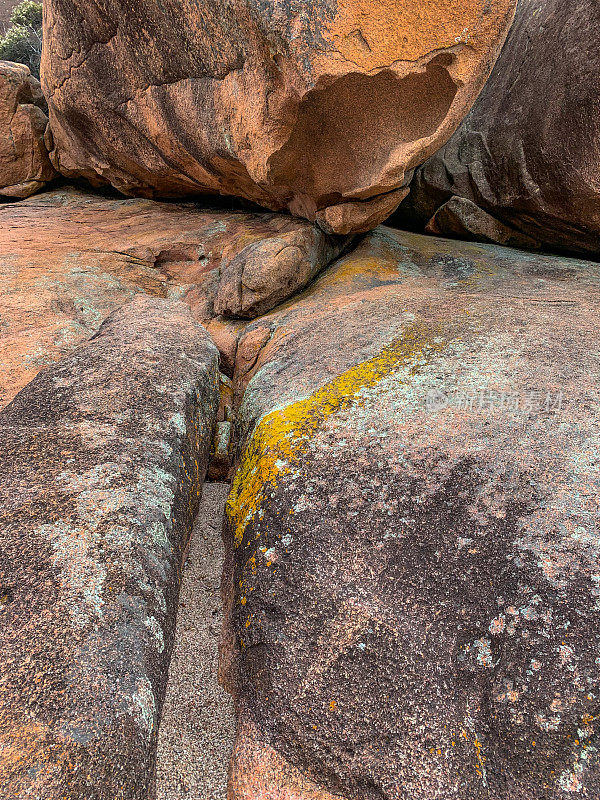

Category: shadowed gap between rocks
[156, 482, 235, 800]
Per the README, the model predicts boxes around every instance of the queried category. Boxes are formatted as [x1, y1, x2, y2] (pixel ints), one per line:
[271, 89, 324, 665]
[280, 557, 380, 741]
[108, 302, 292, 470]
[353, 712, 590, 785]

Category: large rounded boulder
[42, 0, 516, 234]
[397, 0, 600, 257]
[223, 228, 600, 799]
[0, 61, 56, 198]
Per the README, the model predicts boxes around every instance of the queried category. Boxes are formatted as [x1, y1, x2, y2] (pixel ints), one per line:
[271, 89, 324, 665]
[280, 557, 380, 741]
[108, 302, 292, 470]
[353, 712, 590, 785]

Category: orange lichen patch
[226, 320, 447, 548]
[317, 253, 400, 289]
[326, 0, 508, 70]
[0, 719, 64, 791]
[474, 736, 486, 779]
[0, 720, 46, 770]
[459, 727, 488, 784]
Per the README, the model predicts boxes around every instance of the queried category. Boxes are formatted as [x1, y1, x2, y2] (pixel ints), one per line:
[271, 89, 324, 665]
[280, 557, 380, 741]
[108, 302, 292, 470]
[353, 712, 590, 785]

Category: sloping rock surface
[0, 60, 56, 198]
[0, 187, 345, 408]
[0, 295, 220, 799]
[396, 0, 600, 257]
[42, 0, 516, 234]
[223, 228, 600, 798]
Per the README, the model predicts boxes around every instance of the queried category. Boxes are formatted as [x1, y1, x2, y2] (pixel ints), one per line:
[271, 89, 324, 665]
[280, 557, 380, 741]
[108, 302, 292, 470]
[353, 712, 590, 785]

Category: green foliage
[10, 1, 43, 29]
[0, 2, 43, 78]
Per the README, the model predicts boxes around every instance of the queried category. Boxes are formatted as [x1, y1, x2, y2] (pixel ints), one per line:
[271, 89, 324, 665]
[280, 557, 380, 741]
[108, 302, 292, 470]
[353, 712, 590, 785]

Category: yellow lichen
[226, 320, 447, 548]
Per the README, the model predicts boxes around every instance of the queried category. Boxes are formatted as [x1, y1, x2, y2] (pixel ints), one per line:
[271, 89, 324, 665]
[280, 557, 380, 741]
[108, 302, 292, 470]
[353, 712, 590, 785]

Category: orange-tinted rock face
[42, 0, 517, 234]
[0, 61, 56, 198]
[0, 187, 347, 408]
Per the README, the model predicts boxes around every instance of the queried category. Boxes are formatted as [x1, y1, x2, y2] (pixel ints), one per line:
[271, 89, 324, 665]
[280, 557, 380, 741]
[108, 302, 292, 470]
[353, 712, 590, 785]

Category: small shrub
[0, 2, 43, 78]
[10, 1, 43, 29]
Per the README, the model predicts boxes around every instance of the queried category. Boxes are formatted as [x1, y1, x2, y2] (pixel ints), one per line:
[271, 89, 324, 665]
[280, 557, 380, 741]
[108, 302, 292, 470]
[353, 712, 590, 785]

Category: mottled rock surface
[0, 295, 220, 799]
[42, 0, 516, 234]
[0, 0, 17, 29]
[0, 187, 344, 408]
[0, 60, 56, 198]
[396, 0, 600, 257]
[223, 228, 600, 798]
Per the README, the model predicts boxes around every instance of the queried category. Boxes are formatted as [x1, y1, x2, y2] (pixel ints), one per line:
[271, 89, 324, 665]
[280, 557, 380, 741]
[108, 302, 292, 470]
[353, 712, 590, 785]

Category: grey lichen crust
[0, 296, 220, 799]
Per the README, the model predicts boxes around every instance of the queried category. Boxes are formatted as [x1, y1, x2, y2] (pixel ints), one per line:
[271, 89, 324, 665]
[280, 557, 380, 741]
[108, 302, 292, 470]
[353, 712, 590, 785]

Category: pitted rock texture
[42, 0, 516, 234]
[0, 295, 220, 800]
[396, 0, 600, 257]
[223, 228, 600, 798]
[0, 187, 345, 408]
[0, 60, 56, 198]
